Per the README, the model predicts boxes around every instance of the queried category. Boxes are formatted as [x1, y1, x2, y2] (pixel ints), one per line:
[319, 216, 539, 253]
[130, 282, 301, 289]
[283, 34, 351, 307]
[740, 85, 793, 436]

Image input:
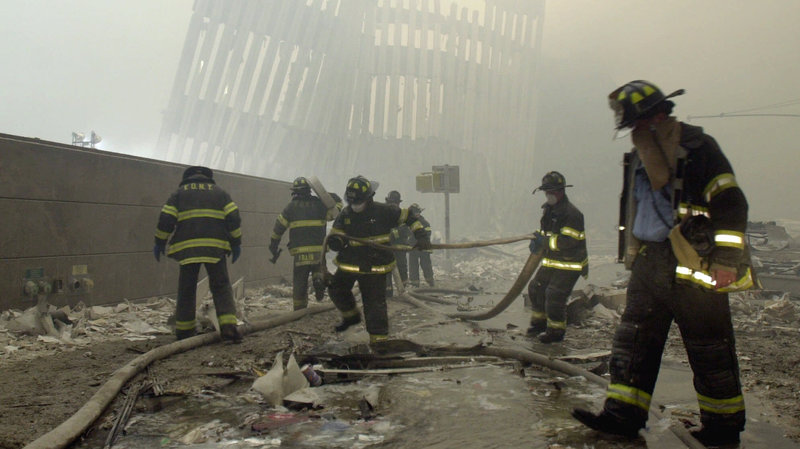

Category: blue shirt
[632, 163, 673, 242]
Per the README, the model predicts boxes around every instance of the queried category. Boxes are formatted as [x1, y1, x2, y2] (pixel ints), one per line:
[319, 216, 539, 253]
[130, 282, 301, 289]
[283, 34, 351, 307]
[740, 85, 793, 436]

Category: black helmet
[386, 190, 402, 204]
[533, 171, 572, 194]
[291, 177, 311, 194]
[345, 175, 374, 204]
[182, 166, 213, 180]
[608, 80, 684, 129]
[409, 203, 424, 216]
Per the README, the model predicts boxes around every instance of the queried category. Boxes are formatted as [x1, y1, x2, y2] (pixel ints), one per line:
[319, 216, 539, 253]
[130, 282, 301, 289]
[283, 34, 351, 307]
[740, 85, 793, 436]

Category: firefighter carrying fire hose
[323, 176, 431, 346]
[269, 177, 342, 310]
[526, 171, 588, 343]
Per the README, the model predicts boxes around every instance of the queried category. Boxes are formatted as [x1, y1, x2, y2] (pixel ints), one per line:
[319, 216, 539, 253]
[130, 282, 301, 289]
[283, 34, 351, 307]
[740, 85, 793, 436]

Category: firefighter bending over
[154, 166, 243, 343]
[326, 176, 431, 345]
[526, 171, 588, 343]
[270, 177, 342, 310]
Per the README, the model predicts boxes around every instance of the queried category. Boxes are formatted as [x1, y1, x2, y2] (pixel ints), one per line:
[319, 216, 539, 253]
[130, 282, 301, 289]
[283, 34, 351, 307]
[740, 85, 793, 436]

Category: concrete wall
[0, 133, 294, 311]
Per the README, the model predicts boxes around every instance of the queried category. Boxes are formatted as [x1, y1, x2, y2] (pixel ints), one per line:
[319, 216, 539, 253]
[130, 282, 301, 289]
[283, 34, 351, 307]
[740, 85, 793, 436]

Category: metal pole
[444, 191, 450, 259]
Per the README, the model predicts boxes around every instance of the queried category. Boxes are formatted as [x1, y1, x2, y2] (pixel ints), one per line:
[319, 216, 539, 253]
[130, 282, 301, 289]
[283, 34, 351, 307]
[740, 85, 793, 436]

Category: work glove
[231, 246, 241, 264]
[327, 235, 348, 252]
[414, 237, 432, 251]
[313, 270, 332, 289]
[269, 240, 280, 258]
[153, 244, 165, 262]
[529, 232, 546, 254]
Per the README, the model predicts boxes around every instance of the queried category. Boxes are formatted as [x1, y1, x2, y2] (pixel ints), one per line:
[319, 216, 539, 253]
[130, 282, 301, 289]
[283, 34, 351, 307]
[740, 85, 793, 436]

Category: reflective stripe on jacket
[332, 201, 430, 274]
[155, 174, 241, 265]
[538, 195, 588, 275]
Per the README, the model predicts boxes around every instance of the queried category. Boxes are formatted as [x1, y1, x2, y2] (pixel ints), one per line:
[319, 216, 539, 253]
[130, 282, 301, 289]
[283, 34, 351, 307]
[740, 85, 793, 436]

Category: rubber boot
[526, 320, 547, 336]
[571, 408, 642, 438]
[334, 314, 361, 332]
[220, 324, 243, 343]
[690, 427, 741, 446]
[538, 328, 565, 343]
[176, 328, 197, 341]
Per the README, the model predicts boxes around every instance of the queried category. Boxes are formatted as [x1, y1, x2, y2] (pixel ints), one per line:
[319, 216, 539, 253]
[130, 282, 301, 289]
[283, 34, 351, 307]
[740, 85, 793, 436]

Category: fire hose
[319, 233, 542, 321]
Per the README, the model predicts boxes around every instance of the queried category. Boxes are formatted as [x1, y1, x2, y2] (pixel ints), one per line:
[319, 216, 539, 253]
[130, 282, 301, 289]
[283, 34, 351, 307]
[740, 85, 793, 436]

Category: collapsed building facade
[156, 0, 545, 235]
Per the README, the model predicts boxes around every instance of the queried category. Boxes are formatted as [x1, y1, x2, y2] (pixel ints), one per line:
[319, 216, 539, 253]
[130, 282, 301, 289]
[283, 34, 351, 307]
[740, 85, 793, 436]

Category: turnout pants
[408, 250, 434, 286]
[329, 269, 389, 337]
[386, 250, 408, 295]
[527, 266, 580, 331]
[292, 254, 323, 310]
[603, 240, 745, 431]
[176, 260, 237, 335]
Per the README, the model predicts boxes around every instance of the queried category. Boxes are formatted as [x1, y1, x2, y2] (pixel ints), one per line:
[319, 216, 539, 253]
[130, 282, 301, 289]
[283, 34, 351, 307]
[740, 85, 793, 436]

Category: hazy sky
[1, 1, 798, 221]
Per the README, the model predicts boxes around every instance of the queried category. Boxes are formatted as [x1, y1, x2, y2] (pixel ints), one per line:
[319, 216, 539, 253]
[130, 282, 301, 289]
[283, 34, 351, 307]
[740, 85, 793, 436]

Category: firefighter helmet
[608, 80, 684, 129]
[291, 177, 311, 194]
[533, 171, 572, 194]
[345, 175, 374, 204]
[409, 203, 424, 216]
[386, 190, 402, 204]
[182, 166, 213, 180]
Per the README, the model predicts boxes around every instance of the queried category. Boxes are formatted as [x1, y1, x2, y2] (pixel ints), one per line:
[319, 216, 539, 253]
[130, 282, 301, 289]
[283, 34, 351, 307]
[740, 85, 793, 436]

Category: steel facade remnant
[157, 0, 544, 234]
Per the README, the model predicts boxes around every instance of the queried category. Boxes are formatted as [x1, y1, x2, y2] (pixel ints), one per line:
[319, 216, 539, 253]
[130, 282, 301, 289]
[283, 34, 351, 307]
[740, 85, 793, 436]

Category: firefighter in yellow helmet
[572, 80, 756, 446]
[527, 171, 587, 343]
[326, 176, 431, 345]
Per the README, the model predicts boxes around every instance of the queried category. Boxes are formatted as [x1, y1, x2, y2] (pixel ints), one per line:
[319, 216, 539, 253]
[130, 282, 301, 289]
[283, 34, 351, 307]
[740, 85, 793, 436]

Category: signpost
[416, 165, 459, 258]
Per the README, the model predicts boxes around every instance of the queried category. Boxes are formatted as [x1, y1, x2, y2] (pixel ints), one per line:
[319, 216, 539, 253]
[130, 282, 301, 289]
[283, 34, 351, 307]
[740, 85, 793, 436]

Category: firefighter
[154, 166, 243, 342]
[269, 177, 343, 310]
[407, 203, 435, 287]
[526, 171, 588, 343]
[326, 176, 431, 344]
[384, 190, 411, 296]
[572, 81, 756, 446]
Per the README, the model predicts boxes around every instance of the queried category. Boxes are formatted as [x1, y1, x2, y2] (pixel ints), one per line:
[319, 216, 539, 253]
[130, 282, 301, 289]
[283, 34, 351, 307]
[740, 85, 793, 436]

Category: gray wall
[0, 133, 293, 311]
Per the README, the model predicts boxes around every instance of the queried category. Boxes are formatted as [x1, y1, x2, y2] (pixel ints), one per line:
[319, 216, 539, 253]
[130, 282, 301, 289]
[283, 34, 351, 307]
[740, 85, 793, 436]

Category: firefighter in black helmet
[527, 171, 587, 343]
[154, 166, 243, 343]
[384, 190, 411, 295]
[326, 176, 431, 346]
[270, 177, 343, 310]
[407, 203, 435, 287]
[572, 80, 756, 446]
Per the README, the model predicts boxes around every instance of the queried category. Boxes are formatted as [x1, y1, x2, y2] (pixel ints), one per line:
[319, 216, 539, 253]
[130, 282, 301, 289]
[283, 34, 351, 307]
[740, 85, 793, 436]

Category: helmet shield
[345, 176, 373, 204]
[291, 177, 311, 193]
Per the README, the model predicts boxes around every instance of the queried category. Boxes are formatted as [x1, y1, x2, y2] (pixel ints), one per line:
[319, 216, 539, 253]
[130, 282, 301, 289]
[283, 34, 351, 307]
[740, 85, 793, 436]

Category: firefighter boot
[220, 324, 243, 343]
[571, 408, 642, 438]
[175, 328, 197, 341]
[538, 328, 565, 343]
[334, 314, 361, 332]
[526, 320, 547, 336]
[690, 427, 740, 446]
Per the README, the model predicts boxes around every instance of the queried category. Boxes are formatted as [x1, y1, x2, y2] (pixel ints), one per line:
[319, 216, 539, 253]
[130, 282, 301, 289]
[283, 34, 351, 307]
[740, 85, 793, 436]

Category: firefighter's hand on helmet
[328, 235, 348, 252]
[414, 237, 432, 251]
[529, 232, 546, 254]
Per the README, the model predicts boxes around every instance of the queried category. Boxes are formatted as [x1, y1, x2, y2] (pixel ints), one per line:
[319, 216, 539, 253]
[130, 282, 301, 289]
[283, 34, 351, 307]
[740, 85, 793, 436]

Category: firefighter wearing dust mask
[572, 80, 758, 446]
[326, 176, 431, 345]
[526, 171, 588, 343]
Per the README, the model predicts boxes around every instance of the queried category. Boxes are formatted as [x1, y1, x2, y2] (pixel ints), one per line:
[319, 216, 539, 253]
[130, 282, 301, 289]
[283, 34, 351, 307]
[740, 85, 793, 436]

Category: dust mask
[545, 193, 558, 206]
[351, 202, 366, 213]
